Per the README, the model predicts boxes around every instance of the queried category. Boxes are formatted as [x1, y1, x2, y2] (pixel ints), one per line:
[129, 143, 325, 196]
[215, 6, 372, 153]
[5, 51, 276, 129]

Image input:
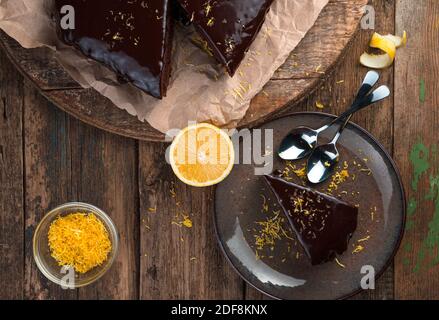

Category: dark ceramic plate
[214, 112, 406, 300]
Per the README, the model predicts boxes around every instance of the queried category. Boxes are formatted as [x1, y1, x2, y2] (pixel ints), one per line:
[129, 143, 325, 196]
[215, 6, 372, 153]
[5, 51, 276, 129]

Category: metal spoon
[278, 71, 380, 161]
[306, 85, 391, 184]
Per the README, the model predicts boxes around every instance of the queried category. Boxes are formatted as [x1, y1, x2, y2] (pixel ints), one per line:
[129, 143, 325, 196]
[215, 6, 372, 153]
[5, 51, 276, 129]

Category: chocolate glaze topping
[55, 0, 174, 99]
[177, 0, 274, 76]
[264, 174, 358, 265]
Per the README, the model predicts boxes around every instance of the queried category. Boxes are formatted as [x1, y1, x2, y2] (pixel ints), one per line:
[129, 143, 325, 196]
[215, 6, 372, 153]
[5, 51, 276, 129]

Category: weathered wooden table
[0, 0, 437, 299]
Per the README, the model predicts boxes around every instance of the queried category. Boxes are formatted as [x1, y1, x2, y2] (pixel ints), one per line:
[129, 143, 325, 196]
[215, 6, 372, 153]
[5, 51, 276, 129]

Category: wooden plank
[0, 46, 25, 299]
[246, 0, 396, 300]
[75, 125, 139, 300]
[23, 83, 139, 299]
[23, 83, 78, 300]
[394, 0, 439, 300]
[138, 142, 243, 299]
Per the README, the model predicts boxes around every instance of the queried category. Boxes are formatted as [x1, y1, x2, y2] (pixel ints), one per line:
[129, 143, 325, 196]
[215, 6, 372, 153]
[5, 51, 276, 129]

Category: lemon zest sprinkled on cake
[254, 212, 292, 252]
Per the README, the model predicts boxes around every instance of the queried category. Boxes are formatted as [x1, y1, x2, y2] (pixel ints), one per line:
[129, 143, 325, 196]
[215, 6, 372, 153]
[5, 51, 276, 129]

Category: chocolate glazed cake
[55, 0, 174, 99]
[264, 174, 358, 265]
[177, 0, 274, 76]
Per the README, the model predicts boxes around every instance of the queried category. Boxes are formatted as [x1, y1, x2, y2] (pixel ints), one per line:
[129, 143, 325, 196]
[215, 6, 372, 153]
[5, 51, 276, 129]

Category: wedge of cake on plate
[264, 174, 358, 265]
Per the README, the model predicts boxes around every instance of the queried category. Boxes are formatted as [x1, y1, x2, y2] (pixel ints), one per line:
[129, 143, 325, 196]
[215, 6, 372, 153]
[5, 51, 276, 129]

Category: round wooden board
[0, 0, 368, 142]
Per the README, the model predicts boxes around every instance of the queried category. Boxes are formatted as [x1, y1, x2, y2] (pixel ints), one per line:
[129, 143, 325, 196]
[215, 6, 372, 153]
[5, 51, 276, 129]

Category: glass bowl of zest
[33, 202, 119, 288]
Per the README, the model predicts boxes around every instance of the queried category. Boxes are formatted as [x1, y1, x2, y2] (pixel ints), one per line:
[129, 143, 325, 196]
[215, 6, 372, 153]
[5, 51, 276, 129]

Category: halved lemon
[169, 123, 235, 187]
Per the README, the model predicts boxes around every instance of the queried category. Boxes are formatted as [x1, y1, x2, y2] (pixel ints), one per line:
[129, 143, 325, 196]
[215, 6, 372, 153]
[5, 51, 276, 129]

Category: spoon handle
[335, 85, 390, 123]
[353, 70, 380, 103]
[318, 71, 380, 132]
[330, 85, 391, 144]
[333, 71, 380, 122]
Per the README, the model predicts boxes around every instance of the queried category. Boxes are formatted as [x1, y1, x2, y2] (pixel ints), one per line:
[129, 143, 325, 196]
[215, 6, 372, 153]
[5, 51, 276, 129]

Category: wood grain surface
[0, 0, 368, 141]
[0, 0, 437, 300]
[394, 0, 439, 300]
[0, 47, 24, 300]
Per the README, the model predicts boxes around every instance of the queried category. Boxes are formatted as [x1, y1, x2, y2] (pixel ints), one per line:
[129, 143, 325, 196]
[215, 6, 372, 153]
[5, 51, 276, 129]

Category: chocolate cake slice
[177, 0, 274, 76]
[264, 174, 358, 265]
[55, 0, 174, 98]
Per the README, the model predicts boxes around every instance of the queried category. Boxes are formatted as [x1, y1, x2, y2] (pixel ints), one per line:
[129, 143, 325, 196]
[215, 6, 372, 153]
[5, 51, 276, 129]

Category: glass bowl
[33, 202, 119, 288]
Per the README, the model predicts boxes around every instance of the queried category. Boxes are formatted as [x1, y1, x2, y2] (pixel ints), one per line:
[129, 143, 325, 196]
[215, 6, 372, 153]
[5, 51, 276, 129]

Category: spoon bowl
[307, 143, 339, 184]
[278, 126, 319, 160]
[306, 85, 391, 184]
[278, 71, 380, 161]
